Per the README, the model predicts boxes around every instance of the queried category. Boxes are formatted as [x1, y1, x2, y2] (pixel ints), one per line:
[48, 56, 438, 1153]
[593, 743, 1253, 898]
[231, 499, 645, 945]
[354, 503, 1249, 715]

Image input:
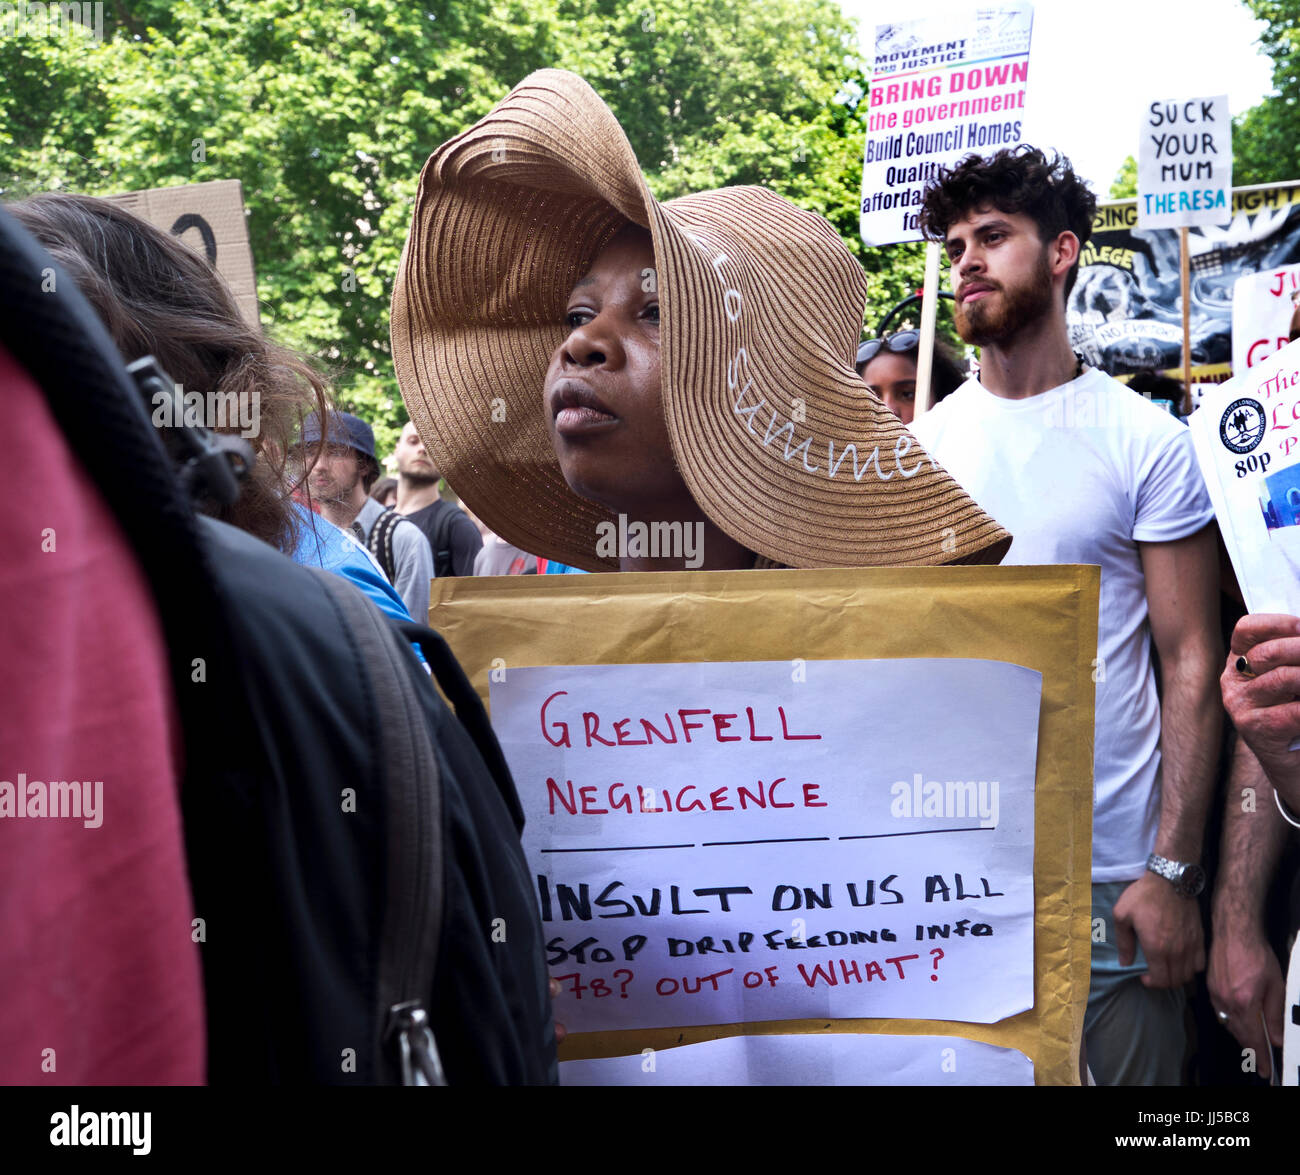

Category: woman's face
[544, 225, 690, 517]
[860, 350, 919, 425]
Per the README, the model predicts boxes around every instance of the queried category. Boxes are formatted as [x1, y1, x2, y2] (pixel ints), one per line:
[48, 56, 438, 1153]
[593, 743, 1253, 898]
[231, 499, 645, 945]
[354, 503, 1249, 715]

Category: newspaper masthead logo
[1219, 398, 1266, 454]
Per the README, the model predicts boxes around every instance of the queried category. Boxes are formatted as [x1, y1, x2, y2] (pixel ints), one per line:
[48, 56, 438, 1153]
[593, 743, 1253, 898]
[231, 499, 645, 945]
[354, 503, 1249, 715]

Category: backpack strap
[395, 619, 525, 832]
[308, 570, 448, 1086]
[431, 501, 455, 578]
[366, 507, 402, 584]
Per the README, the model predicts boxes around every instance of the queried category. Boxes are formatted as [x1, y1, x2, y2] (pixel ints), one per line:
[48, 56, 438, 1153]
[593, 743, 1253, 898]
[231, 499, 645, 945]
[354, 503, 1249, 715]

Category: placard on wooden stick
[860, 4, 1036, 414]
[1137, 95, 1232, 412]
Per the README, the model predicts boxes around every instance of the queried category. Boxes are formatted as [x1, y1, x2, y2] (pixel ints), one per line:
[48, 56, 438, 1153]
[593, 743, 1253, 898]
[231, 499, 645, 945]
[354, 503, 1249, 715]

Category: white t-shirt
[910, 368, 1215, 881]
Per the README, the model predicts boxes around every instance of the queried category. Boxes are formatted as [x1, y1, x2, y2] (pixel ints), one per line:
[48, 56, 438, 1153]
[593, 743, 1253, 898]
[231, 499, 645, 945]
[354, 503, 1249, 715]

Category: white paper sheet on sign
[560, 1032, 1035, 1086]
[492, 658, 1042, 1033]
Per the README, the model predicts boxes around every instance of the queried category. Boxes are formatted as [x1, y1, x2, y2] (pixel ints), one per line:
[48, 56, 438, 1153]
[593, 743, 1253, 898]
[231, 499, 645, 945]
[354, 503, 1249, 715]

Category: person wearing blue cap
[300, 411, 436, 622]
[292, 411, 425, 624]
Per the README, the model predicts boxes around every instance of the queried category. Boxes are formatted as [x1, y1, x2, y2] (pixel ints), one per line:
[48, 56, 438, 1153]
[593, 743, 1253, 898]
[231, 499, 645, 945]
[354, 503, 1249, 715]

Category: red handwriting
[1249, 337, 1296, 367]
[796, 953, 922, 988]
[540, 691, 822, 749]
[555, 971, 634, 999]
[655, 969, 734, 995]
[1269, 270, 1300, 298]
[546, 777, 827, 815]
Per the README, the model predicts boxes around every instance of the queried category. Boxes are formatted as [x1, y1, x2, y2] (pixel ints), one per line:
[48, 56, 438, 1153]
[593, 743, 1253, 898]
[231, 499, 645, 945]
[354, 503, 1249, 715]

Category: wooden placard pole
[1180, 226, 1192, 416]
[915, 240, 942, 416]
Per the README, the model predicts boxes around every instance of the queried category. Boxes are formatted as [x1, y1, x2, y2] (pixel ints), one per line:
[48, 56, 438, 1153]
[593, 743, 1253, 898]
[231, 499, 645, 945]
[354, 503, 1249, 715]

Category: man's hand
[1112, 871, 1206, 987]
[1207, 924, 1285, 1079]
[1209, 739, 1290, 1080]
[1223, 613, 1300, 813]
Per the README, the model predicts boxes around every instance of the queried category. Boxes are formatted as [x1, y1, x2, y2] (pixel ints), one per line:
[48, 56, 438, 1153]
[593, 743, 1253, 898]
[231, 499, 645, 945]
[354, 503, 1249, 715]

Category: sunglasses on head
[856, 330, 920, 368]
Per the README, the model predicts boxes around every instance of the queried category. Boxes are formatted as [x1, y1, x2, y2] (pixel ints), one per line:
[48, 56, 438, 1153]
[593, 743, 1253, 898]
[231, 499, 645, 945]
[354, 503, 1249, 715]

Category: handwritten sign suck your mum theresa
[492, 658, 1042, 1032]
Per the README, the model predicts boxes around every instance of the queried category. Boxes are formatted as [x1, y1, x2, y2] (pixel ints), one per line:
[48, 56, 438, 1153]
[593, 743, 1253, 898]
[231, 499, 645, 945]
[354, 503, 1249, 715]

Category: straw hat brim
[392, 70, 1011, 570]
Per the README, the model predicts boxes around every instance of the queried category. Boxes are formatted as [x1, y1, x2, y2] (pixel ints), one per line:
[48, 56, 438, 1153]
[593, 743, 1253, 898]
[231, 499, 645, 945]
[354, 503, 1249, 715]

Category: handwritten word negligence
[546, 775, 828, 815]
[539, 691, 822, 749]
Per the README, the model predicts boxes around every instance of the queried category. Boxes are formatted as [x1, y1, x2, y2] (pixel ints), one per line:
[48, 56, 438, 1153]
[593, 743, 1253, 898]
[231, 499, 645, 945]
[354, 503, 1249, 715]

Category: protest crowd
[4, 49, 1300, 1099]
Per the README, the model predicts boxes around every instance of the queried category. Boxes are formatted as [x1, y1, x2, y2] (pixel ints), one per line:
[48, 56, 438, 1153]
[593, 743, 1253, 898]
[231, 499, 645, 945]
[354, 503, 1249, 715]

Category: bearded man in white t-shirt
[910, 146, 1222, 1085]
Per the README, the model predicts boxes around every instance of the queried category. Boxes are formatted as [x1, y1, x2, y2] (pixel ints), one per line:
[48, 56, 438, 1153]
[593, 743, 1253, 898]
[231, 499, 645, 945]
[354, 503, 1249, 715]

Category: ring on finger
[1236, 655, 1256, 678]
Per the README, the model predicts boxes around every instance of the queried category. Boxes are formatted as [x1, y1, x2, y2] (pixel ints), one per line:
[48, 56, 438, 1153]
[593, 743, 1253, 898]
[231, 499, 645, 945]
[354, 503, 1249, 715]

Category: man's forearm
[1155, 653, 1223, 863]
[1212, 739, 1289, 928]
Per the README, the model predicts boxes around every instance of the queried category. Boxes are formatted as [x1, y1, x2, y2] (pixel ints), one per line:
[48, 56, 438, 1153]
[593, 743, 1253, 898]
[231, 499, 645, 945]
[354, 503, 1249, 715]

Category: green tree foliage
[0, 1, 931, 451]
[1233, 0, 1300, 186]
[1109, 155, 1137, 200]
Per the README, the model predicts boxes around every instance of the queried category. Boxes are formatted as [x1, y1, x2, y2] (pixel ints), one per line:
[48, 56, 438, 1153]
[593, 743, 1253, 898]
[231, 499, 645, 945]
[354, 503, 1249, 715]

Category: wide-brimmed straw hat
[391, 69, 1011, 570]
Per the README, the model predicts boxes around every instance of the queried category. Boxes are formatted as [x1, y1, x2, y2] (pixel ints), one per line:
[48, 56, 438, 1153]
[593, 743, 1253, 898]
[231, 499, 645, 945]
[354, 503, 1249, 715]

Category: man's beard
[310, 468, 361, 505]
[397, 459, 440, 485]
[955, 249, 1053, 347]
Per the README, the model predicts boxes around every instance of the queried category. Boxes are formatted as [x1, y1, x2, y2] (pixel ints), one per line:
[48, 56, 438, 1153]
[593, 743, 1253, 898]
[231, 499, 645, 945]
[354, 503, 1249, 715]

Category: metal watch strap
[1146, 853, 1180, 883]
[1146, 852, 1204, 896]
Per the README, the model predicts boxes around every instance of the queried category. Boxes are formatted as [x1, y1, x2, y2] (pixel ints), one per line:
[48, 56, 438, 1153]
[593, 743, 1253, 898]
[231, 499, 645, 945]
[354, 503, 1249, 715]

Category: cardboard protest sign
[429, 565, 1099, 1085]
[561, 1032, 1033, 1086]
[500, 658, 1040, 1030]
[1137, 96, 1232, 231]
[1069, 183, 1300, 384]
[105, 180, 259, 326]
[860, 2, 1035, 247]
[1232, 265, 1300, 374]
[1190, 339, 1300, 614]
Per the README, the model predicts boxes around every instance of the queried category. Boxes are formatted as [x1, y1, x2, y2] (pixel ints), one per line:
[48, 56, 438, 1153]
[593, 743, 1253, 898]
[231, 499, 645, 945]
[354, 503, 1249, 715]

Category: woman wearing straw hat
[391, 70, 1010, 572]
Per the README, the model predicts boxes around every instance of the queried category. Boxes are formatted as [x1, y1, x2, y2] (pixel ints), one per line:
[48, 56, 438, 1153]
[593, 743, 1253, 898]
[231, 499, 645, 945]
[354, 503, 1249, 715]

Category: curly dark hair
[918, 146, 1097, 299]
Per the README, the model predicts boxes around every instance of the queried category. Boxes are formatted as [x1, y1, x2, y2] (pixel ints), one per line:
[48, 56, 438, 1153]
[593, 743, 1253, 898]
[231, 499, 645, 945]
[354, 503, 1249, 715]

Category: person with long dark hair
[10, 193, 411, 620]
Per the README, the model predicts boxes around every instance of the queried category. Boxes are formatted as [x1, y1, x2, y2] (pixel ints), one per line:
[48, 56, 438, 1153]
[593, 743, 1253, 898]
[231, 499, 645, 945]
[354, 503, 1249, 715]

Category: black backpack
[429, 501, 458, 579]
[0, 205, 557, 1085]
[409, 499, 460, 579]
[378, 500, 458, 579]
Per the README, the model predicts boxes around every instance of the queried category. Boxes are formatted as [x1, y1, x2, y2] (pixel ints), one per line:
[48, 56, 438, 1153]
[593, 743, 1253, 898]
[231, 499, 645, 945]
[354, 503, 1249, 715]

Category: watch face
[1177, 864, 1206, 898]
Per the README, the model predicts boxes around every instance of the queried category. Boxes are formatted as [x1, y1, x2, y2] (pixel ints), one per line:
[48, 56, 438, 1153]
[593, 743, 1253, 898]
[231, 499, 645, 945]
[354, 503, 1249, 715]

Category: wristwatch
[1145, 853, 1206, 898]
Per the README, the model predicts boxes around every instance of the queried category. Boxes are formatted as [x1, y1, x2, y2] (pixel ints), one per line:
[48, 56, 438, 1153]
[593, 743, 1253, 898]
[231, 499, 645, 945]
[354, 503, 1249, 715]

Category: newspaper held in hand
[1190, 337, 1300, 615]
